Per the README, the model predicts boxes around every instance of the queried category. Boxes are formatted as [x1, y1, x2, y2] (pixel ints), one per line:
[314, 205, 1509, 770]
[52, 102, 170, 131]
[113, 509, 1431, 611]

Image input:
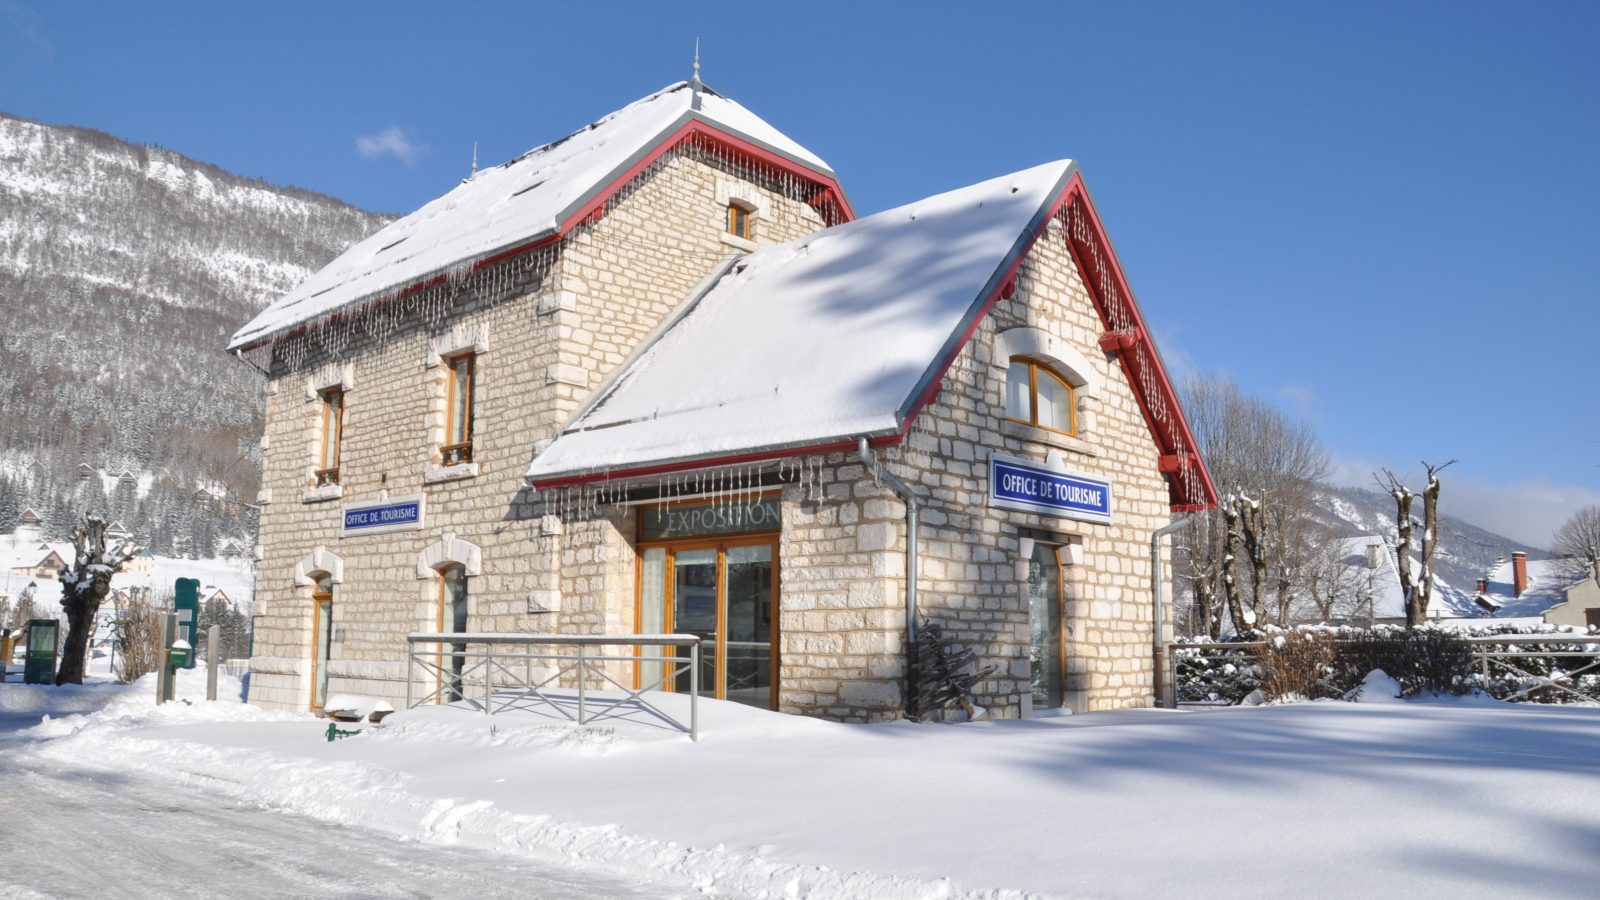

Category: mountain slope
[0, 111, 393, 549]
[1315, 484, 1548, 590]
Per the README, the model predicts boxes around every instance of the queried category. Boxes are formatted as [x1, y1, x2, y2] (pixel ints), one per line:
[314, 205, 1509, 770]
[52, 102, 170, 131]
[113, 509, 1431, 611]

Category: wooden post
[206, 625, 220, 701]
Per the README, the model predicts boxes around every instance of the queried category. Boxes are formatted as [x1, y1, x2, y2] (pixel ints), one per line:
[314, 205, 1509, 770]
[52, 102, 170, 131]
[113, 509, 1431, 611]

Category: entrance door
[638, 538, 778, 709]
[1027, 544, 1064, 710]
[310, 575, 333, 711]
[439, 564, 468, 702]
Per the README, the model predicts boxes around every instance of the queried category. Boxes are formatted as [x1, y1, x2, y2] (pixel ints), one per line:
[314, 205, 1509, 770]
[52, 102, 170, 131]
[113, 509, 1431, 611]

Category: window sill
[301, 483, 343, 503]
[1000, 419, 1096, 457]
[424, 462, 479, 485]
[719, 231, 759, 252]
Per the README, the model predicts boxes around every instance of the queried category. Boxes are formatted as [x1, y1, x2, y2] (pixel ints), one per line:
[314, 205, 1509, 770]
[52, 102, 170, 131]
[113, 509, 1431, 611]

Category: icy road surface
[0, 713, 653, 900]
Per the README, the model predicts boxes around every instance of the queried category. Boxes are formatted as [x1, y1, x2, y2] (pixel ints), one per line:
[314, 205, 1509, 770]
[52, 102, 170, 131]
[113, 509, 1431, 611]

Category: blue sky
[3, 2, 1596, 546]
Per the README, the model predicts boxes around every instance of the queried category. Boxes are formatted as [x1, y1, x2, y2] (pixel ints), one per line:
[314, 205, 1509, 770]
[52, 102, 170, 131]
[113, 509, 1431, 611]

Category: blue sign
[341, 494, 425, 536]
[988, 453, 1114, 525]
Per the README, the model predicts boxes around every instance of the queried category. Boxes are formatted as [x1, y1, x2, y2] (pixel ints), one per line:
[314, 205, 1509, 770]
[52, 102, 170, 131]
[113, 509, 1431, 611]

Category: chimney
[1365, 544, 1383, 570]
[1475, 578, 1488, 594]
[1512, 552, 1528, 597]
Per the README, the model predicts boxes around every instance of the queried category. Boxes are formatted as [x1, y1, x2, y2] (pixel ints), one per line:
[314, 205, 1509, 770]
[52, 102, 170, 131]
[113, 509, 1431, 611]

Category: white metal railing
[1460, 634, 1600, 704]
[405, 633, 702, 740]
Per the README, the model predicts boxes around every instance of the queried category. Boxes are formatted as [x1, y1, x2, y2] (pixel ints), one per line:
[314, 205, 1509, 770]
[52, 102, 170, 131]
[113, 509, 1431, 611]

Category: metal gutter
[1151, 513, 1194, 708]
[858, 437, 921, 718]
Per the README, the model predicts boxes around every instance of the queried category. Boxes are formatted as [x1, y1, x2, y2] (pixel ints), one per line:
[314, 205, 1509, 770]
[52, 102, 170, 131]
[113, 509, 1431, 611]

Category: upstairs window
[443, 353, 475, 466]
[317, 389, 344, 485]
[1005, 358, 1074, 435]
[727, 203, 750, 240]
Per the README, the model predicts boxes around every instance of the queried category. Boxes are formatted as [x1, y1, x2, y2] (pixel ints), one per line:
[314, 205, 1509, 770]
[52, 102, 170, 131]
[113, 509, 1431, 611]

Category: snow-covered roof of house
[1478, 556, 1573, 618]
[229, 82, 843, 352]
[1334, 535, 1477, 620]
[526, 161, 1078, 485]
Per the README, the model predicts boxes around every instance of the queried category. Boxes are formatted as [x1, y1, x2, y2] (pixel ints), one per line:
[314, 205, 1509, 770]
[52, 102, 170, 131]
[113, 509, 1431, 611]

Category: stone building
[230, 79, 1217, 720]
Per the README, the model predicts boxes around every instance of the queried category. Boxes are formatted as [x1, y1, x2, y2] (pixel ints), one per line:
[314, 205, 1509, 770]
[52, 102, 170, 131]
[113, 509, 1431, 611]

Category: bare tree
[1176, 374, 1332, 636]
[1551, 504, 1600, 583]
[1378, 461, 1456, 627]
[113, 586, 165, 684]
[1377, 469, 1416, 625]
[1416, 460, 1457, 625]
[1221, 496, 1251, 633]
[56, 514, 141, 684]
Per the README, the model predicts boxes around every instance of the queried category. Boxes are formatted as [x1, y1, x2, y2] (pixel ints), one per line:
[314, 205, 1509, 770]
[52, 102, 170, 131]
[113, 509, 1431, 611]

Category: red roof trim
[233, 124, 852, 354]
[561, 119, 853, 233]
[1056, 175, 1219, 510]
[532, 168, 1219, 514]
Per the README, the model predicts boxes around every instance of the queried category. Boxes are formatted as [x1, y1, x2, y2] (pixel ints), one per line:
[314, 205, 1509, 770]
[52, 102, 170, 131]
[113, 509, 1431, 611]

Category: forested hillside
[0, 111, 392, 553]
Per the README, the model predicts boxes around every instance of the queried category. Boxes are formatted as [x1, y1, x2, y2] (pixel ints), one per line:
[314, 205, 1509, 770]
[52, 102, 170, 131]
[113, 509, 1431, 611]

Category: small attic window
[727, 203, 750, 240]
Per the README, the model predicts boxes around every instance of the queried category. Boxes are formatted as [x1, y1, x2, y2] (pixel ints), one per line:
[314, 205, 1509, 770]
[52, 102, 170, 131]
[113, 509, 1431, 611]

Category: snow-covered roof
[1478, 556, 1573, 618]
[526, 160, 1078, 485]
[1333, 535, 1476, 620]
[229, 82, 839, 351]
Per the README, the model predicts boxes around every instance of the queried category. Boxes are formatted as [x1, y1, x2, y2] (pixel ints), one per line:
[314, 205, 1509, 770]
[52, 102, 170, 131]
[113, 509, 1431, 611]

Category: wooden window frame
[726, 202, 751, 240]
[436, 562, 468, 704]
[634, 493, 782, 710]
[442, 353, 475, 466]
[1006, 357, 1076, 436]
[316, 389, 344, 486]
[309, 580, 333, 712]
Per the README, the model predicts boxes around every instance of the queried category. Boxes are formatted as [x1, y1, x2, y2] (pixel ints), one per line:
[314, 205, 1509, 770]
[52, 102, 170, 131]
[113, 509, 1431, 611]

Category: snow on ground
[4, 680, 1600, 899]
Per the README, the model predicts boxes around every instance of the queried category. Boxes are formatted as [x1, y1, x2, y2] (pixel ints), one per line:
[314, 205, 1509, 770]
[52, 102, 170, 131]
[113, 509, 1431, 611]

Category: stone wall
[537, 216, 1180, 723]
[248, 151, 830, 711]
[768, 217, 1175, 721]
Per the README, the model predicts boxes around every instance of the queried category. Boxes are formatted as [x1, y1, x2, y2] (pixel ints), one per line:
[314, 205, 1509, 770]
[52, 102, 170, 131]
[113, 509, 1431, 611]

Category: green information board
[23, 619, 58, 685]
[174, 578, 200, 669]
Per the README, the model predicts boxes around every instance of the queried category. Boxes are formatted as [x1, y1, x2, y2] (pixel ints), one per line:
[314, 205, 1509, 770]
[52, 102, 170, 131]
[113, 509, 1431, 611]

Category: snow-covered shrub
[1173, 626, 1478, 703]
[1259, 631, 1341, 701]
[1327, 628, 1474, 697]
[1172, 639, 1263, 704]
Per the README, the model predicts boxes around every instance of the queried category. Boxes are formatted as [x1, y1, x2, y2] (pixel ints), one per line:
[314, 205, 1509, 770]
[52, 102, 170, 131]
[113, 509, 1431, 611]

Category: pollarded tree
[56, 514, 141, 684]
[1378, 460, 1455, 628]
[1416, 460, 1457, 626]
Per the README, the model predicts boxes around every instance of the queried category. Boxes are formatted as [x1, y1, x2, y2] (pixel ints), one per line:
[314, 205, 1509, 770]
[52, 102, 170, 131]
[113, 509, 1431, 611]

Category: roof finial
[471, 141, 478, 176]
[691, 38, 703, 111]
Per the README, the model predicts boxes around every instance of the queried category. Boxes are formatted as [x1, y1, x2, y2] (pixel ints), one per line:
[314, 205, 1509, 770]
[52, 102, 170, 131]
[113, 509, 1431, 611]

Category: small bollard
[326, 722, 362, 742]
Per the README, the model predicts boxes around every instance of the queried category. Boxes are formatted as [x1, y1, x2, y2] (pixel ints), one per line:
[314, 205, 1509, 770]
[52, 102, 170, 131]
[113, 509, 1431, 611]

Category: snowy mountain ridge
[0, 111, 392, 549]
[1313, 484, 1548, 591]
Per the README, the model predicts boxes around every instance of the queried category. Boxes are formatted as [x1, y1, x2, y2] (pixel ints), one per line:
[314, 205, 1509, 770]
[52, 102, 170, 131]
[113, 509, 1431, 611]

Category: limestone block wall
[772, 218, 1176, 721]
[248, 150, 830, 712]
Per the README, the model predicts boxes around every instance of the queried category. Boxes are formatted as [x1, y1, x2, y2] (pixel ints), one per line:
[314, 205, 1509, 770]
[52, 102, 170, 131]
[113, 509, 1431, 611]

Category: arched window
[1005, 357, 1075, 435]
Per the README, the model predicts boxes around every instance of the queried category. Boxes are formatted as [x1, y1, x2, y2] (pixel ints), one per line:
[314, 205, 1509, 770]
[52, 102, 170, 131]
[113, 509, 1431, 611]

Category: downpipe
[858, 438, 920, 718]
[1151, 513, 1194, 709]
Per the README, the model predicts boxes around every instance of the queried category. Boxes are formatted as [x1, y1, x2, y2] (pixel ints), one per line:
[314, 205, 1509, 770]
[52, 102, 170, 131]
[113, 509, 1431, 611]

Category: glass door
[671, 548, 719, 700]
[638, 538, 778, 710]
[723, 544, 774, 709]
[1028, 544, 1064, 710]
[311, 576, 333, 711]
